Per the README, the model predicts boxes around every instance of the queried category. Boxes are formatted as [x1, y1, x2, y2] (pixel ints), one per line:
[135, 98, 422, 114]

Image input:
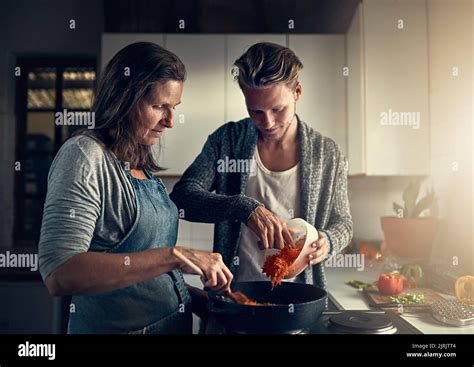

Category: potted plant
[380, 179, 439, 261]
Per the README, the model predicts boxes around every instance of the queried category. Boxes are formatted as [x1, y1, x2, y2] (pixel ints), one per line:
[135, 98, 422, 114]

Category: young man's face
[243, 82, 301, 141]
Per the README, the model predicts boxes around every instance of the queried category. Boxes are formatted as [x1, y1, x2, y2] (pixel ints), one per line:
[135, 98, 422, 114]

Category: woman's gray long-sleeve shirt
[38, 135, 137, 281]
[170, 117, 353, 288]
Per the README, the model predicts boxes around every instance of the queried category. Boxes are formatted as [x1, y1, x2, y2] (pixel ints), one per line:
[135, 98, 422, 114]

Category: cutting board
[363, 286, 445, 313]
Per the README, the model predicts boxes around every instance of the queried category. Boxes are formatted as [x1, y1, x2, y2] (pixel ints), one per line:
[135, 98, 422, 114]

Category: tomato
[378, 273, 404, 295]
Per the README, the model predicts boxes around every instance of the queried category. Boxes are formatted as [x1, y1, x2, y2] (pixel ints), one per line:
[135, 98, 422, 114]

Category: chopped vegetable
[378, 273, 404, 295]
[401, 263, 424, 288]
[390, 293, 425, 305]
[347, 280, 372, 289]
[243, 300, 274, 306]
[455, 275, 474, 305]
[262, 238, 305, 287]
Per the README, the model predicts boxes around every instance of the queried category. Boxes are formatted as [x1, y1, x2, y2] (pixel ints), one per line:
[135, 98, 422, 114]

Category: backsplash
[347, 176, 415, 241]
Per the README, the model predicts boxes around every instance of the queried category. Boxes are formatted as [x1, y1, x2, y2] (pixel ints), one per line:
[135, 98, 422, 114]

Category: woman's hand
[176, 247, 233, 293]
[246, 206, 293, 250]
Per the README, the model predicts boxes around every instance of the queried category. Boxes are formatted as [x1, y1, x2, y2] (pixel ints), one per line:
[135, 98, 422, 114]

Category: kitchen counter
[184, 266, 474, 334]
[325, 266, 474, 335]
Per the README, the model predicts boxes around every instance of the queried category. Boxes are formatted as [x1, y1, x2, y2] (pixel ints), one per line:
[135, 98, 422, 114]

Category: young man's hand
[246, 206, 293, 250]
[308, 231, 329, 265]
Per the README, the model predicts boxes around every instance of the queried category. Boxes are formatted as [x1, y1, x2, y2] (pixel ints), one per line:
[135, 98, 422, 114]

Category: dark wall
[0, 0, 103, 333]
[0, 0, 103, 249]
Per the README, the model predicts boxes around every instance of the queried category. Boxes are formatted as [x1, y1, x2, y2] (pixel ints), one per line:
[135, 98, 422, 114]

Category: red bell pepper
[378, 273, 404, 295]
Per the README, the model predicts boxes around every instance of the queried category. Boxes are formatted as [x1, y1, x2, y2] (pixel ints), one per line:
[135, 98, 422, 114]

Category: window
[15, 58, 96, 248]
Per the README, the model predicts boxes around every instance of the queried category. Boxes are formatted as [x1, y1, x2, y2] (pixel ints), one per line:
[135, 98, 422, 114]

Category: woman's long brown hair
[80, 42, 186, 172]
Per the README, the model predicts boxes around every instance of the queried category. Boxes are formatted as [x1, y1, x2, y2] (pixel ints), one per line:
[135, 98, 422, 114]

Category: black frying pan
[207, 281, 327, 334]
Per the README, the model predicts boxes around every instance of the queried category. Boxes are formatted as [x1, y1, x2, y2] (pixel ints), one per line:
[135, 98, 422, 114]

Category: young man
[170, 42, 352, 288]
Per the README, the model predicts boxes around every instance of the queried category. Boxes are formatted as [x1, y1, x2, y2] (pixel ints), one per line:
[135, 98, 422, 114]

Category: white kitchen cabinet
[289, 35, 346, 154]
[100, 33, 350, 175]
[346, 0, 430, 175]
[163, 35, 226, 175]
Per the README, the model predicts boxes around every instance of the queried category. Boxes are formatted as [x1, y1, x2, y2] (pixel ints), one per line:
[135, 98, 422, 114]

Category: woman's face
[132, 80, 183, 145]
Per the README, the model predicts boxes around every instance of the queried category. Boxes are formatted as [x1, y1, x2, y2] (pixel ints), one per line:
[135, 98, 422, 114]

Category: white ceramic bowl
[284, 218, 319, 278]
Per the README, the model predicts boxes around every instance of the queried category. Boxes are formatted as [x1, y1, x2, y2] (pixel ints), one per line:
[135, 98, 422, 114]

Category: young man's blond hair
[234, 42, 303, 92]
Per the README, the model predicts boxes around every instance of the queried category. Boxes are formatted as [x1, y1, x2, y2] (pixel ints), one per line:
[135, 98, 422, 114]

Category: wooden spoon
[171, 248, 253, 305]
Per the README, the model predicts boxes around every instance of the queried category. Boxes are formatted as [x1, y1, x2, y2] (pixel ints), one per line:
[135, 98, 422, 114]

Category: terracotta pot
[380, 216, 438, 260]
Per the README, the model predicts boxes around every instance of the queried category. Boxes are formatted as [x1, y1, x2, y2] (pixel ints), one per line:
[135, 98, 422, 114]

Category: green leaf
[411, 192, 436, 218]
[402, 179, 422, 218]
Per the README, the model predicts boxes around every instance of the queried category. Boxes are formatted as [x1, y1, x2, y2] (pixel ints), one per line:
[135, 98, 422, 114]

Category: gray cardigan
[170, 117, 353, 288]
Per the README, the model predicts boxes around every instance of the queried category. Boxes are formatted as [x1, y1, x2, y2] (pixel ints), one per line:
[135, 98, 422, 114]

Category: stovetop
[203, 293, 422, 334]
[304, 294, 422, 334]
[307, 310, 421, 334]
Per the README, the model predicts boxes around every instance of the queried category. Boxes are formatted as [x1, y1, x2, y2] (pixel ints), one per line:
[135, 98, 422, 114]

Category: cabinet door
[226, 35, 287, 123]
[163, 35, 225, 175]
[346, 3, 365, 175]
[289, 35, 347, 154]
[363, 0, 430, 175]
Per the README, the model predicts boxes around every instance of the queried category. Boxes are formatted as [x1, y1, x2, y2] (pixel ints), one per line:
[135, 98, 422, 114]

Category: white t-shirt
[236, 146, 301, 282]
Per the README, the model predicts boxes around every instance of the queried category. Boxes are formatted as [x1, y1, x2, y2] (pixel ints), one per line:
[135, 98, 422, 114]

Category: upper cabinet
[164, 35, 226, 175]
[101, 34, 347, 175]
[346, 0, 430, 176]
[289, 35, 346, 154]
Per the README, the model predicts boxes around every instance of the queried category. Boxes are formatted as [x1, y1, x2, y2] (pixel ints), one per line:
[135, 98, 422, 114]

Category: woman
[38, 42, 232, 334]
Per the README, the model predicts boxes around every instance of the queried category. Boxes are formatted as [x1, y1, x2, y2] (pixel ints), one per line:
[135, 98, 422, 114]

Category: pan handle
[206, 302, 241, 316]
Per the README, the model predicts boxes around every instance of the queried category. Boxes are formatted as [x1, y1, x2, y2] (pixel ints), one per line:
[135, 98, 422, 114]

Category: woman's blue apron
[68, 168, 191, 334]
